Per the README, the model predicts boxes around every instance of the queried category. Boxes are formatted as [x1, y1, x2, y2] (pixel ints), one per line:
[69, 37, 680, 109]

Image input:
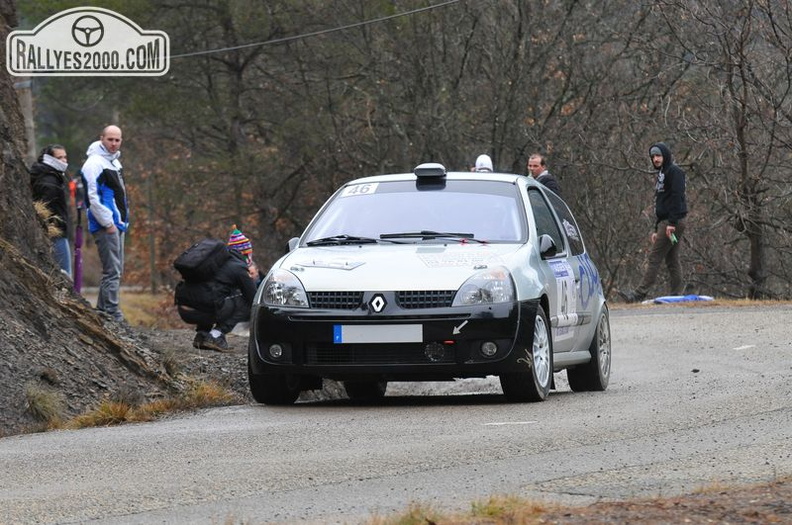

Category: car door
[544, 190, 597, 348]
[526, 188, 581, 353]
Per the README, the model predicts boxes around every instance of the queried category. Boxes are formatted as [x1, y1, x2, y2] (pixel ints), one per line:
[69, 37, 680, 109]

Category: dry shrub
[61, 378, 238, 430]
[68, 400, 132, 428]
[366, 496, 554, 525]
[181, 379, 238, 408]
[24, 383, 65, 424]
[32, 200, 61, 238]
[160, 346, 184, 377]
[138, 398, 180, 418]
[470, 495, 550, 523]
[109, 290, 184, 329]
[368, 503, 442, 525]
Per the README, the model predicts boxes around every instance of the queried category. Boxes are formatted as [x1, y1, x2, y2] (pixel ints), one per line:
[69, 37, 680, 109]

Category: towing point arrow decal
[453, 320, 468, 335]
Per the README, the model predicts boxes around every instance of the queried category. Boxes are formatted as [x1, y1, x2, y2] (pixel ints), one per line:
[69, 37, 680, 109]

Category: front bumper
[249, 294, 540, 382]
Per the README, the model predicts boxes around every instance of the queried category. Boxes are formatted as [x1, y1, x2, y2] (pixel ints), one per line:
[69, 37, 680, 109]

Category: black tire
[247, 360, 300, 405]
[500, 306, 553, 402]
[568, 305, 611, 392]
[343, 380, 387, 401]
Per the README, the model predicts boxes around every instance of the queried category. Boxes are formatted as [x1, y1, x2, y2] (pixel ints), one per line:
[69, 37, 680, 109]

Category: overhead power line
[171, 0, 461, 59]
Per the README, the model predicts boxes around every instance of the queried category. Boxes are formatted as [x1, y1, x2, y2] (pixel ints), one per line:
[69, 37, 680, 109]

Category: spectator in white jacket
[81, 125, 127, 322]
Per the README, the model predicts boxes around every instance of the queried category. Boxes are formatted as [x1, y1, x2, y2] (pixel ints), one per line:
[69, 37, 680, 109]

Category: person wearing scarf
[30, 144, 72, 278]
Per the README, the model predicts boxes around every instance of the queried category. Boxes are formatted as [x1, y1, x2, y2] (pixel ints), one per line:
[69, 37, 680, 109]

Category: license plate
[333, 324, 423, 344]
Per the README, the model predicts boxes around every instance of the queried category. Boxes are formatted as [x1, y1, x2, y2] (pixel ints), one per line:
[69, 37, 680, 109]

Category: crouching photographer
[174, 227, 257, 352]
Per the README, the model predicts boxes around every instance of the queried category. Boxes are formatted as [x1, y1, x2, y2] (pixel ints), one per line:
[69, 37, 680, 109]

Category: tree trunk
[746, 222, 767, 299]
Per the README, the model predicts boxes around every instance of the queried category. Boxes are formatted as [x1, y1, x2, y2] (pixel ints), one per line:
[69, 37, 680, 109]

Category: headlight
[258, 269, 309, 307]
[452, 266, 515, 306]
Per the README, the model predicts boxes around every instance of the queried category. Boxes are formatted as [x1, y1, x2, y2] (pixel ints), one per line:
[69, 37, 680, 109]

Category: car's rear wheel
[343, 380, 387, 401]
[248, 360, 301, 405]
[567, 305, 611, 392]
[500, 306, 552, 402]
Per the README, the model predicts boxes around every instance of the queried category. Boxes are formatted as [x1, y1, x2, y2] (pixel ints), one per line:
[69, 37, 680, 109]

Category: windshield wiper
[306, 234, 380, 246]
[379, 230, 486, 243]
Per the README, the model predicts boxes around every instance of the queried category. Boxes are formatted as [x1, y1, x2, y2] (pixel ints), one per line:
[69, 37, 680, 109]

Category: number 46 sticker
[548, 260, 578, 331]
[341, 183, 379, 197]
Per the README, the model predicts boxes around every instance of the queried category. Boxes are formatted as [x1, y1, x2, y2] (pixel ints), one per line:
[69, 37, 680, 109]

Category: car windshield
[303, 179, 527, 244]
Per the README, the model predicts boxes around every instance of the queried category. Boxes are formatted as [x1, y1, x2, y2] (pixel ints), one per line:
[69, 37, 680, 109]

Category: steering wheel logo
[71, 15, 104, 47]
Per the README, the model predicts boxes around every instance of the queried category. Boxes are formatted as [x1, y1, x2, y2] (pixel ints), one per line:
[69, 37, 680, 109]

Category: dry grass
[368, 503, 444, 525]
[32, 200, 61, 238]
[120, 290, 184, 329]
[365, 496, 556, 525]
[179, 378, 239, 408]
[80, 288, 183, 328]
[160, 346, 184, 376]
[69, 400, 134, 427]
[59, 378, 238, 430]
[470, 495, 553, 522]
[362, 478, 792, 525]
[24, 383, 65, 425]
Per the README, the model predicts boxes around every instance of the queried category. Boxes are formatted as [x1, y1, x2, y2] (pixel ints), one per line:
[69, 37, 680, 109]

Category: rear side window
[545, 191, 585, 256]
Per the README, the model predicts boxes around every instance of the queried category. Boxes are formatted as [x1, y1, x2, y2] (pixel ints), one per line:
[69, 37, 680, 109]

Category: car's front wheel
[567, 305, 611, 392]
[248, 360, 301, 405]
[344, 380, 387, 401]
[500, 306, 553, 402]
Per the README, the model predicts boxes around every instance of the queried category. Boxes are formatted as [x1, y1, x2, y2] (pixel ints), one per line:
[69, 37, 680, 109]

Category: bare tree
[653, 0, 792, 298]
[27, 0, 792, 299]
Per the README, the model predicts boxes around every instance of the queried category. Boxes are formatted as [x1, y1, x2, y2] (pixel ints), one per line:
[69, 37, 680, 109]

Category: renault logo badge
[369, 294, 386, 313]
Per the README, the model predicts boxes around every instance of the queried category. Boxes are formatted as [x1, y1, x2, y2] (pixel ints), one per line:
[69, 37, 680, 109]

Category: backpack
[173, 239, 230, 282]
[174, 280, 218, 312]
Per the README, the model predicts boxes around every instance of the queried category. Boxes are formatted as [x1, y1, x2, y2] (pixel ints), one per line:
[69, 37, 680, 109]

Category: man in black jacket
[527, 153, 561, 196]
[176, 248, 257, 352]
[620, 142, 688, 303]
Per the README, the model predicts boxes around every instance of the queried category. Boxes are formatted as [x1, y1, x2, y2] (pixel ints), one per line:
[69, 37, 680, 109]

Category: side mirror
[287, 237, 300, 253]
[539, 234, 557, 258]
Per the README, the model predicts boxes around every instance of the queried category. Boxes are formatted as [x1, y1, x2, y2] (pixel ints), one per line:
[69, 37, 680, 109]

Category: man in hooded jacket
[81, 125, 128, 321]
[620, 142, 688, 303]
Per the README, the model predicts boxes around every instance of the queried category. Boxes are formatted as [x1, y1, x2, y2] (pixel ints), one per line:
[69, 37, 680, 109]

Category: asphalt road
[1, 304, 790, 524]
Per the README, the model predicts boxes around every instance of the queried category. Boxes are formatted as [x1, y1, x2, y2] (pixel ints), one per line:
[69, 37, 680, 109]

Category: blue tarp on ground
[643, 294, 715, 304]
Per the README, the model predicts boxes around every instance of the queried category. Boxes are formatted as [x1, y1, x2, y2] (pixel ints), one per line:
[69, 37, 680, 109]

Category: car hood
[277, 243, 524, 291]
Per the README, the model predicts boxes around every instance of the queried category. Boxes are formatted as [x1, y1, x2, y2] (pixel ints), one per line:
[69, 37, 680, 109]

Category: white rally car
[248, 163, 611, 404]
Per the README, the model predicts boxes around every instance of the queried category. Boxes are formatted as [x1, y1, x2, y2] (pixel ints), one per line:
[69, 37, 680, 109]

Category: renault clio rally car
[248, 163, 611, 404]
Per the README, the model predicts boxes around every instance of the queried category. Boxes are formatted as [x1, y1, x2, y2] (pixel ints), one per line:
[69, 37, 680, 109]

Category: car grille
[306, 290, 456, 310]
[305, 343, 456, 365]
[396, 290, 456, 309]
[308, 291, 364, 310]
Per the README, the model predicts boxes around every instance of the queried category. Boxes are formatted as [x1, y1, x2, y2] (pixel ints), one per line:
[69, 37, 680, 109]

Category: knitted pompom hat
[227, 225, 253, 256]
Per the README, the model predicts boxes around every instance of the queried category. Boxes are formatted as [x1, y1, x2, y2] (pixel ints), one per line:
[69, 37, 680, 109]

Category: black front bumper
[249, 295, 541, 382]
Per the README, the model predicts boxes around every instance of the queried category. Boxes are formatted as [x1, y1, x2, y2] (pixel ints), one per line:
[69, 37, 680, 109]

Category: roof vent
[413, 163, 447, 178]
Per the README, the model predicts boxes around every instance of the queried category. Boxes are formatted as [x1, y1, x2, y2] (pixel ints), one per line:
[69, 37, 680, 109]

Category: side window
[546, 191, 585, 256]
[527, 189, 565, 255]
